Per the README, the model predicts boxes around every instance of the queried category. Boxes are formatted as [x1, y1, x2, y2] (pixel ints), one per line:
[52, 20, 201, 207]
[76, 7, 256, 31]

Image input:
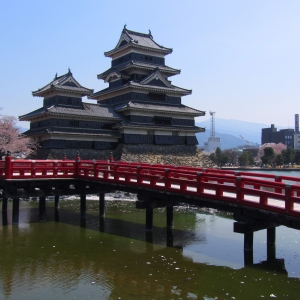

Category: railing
[1, 155, 300, 218]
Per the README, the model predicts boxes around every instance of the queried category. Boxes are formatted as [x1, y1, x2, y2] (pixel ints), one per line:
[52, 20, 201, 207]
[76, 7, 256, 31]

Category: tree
[281, 148, 294, 165]
[248, 152, 255, 165]
[208, 152, 217, 165]
[0, 115, 36, 158]
[294, 150, 300, 165]
[275, 154, 284, 167]
[257, 143, 286, 159]
[261, 147, 275, 165]
[223, 149, 238, 165]
[238, 151, 249, 166]
[208, 147, 228, 167]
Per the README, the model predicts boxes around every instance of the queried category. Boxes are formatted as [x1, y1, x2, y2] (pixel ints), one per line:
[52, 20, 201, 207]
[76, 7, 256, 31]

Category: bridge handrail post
[93, 160, 97, 179]
[165, 168, 170, 190]
[285, 184, 293, 215]
[5, 151, 12, 179]
[31, 160, 36, 178]
[53, 160, 58, 178]
[137, 166, 142, 185]
[236, 176, 242, 203]
[75, 152, 80, 178]
[113, 163, 118, 182]
[197, 172, 203, 196]
[275, 176, 283, 194]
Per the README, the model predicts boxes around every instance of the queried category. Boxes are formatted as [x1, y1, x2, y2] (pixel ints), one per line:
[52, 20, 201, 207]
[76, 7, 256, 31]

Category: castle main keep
[20, 27, 209, 166]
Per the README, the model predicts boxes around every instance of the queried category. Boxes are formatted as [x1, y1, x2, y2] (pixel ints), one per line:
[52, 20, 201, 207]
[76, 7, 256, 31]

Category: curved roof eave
[113, 123, 205, 132]
[20, 111, 121, 122]
[104, 43, 172, 57]
[116, 107, 205, 117]
[90, 83, 191, 99]
[32, 86, 93, 97]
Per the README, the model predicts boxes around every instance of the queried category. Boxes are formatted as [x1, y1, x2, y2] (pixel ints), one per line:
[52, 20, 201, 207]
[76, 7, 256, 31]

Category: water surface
[0, 197, 299, 299]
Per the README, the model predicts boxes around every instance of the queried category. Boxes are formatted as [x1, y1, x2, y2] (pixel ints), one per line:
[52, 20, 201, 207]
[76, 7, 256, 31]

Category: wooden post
[5, 151, 12, 179]
[167, 228, 174, 247]
[145, 231, 153, 244]
[99, 217, 105, 232]
[75, 152, 80, 177]
[244, 249, 254, 266]
[80, 193, 86, 219]
[12, 198, 19, 224]
[55, 195, 59, 209]
[2, 197, 8, 212]
[166, 206, 174, 228]
[2, 198, 8, 226]
[146, 207, 153, 231]
[267, 227, 276, 262]
[55, 208, 60, 222]
[244, 231, 253, 251]
[99, 193, 105, 217]
[267, 227, 276, 246]
[39, 196, 46, 222]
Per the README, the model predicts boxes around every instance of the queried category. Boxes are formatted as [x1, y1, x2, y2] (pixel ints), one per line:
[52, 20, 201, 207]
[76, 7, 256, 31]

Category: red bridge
[1, 153, 300, 255]
[1, 154, 300, 217]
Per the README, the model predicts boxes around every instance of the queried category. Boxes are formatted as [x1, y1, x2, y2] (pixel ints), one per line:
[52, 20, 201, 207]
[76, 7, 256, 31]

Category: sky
[1, 0, 300, 129]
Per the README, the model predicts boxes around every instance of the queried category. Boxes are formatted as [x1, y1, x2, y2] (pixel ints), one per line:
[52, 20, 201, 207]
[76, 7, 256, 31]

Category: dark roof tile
[32, 70, 93, 97]
[19, 103, 122, 121]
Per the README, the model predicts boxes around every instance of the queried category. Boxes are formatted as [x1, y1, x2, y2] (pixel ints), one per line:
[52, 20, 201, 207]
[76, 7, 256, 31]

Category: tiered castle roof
[19, 27, 205, 154]
[104, 26, 173, 57]
[32, 69, 93, 97]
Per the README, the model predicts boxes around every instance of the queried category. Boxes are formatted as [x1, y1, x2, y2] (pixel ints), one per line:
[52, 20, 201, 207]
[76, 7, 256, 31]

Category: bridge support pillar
[12, 198, 19, 224]
[267, 227, 276, 262]
[80, 193, 86, 219]
[2, 197, 8, 213]
[244, 231, 253, 251]
[167, 228, 174, 247]
[146, 208, 153, 231]
[244, 250, 254, 266]
[99, 193, 105, 217]
[166, 206, 174, 228]
[39, 196, 46, 222]
[55, 195, 59, 209]
[267, 227, 276, 246]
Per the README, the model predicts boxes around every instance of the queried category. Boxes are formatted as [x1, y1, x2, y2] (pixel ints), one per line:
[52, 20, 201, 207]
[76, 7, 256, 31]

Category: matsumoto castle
[20, 27, 206, 164]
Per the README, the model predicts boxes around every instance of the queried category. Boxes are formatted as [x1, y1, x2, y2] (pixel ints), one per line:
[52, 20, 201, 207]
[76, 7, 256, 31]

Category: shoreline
[221, 167, 300, 172]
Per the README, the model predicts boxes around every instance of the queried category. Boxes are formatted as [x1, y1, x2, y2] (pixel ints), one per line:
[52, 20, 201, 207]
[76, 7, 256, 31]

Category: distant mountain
[18, 127, 28, 133]
[196, 118, 279, 146]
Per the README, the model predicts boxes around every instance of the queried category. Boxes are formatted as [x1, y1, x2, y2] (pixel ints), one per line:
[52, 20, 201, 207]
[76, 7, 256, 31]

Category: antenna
[209, 111, 216, 138]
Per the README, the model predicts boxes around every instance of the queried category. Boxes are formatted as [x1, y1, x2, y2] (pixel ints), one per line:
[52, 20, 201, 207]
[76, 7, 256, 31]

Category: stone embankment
[116, 144, 214, 168]
[36, 145, 214, 168]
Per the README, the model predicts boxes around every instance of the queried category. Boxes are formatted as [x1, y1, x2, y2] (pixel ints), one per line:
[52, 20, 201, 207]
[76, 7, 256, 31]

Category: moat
[0, 198, 299, 300]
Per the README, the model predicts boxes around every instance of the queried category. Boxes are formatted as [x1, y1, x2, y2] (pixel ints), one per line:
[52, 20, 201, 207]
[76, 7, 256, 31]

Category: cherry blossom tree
[0, 115, 36, 158]
[257, 143, 286, 159]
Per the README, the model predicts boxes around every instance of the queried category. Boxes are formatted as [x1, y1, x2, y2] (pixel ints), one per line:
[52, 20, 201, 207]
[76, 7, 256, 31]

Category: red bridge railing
[1, 155, 300, 218]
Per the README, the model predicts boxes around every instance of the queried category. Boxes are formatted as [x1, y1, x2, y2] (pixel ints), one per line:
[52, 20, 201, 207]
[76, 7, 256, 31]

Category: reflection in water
[0, 199, 299, 299]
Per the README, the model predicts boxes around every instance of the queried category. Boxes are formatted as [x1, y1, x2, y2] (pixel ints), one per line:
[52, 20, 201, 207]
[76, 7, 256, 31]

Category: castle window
[154, 116, 172, 125]
[69, 120, 79, 127]
[149, 93, 165, 101]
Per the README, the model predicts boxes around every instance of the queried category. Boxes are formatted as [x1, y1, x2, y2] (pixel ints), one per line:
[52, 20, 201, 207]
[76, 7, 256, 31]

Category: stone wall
[36, 148, 113, 160]
[36, 144, 214, 168]
[115, 144, 214, 168]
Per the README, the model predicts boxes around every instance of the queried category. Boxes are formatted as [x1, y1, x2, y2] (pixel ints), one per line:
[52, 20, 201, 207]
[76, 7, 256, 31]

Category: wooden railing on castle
[1, 155, 300, 218]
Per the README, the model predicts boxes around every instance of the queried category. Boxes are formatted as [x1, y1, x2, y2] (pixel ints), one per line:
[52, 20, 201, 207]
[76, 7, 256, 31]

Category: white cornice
[115, 124, 203, 133]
